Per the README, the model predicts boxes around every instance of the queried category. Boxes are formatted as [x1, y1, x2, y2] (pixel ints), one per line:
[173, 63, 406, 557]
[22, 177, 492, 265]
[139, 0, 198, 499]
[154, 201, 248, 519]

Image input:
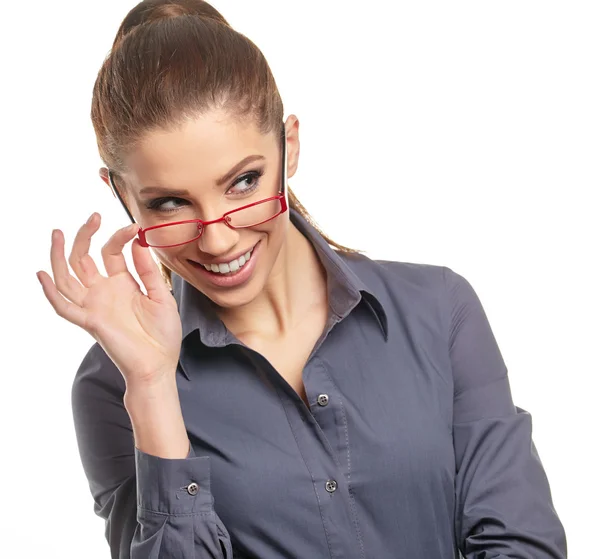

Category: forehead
[123, 111, 274, 190]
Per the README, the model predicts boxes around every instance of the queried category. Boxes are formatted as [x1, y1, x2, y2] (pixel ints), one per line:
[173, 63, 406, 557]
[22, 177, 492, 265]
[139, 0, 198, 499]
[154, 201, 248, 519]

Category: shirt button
[325, 479, 338, 493]
[317, 394, 329, 406]
[186, 482, 199, 496]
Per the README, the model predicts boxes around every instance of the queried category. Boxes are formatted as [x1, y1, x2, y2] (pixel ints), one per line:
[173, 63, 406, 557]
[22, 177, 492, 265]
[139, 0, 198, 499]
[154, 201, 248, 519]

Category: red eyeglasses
[107, 123, 288, 248]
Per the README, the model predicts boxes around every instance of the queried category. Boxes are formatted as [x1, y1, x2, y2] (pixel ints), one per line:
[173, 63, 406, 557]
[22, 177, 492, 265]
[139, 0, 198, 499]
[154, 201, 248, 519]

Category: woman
[36, 1, 567, 557]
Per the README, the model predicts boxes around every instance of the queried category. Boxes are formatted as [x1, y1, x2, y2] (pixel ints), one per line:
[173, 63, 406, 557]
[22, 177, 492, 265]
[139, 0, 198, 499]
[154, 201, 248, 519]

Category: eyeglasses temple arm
[281, 122, 288, 197]
[108, 170, 137, 224]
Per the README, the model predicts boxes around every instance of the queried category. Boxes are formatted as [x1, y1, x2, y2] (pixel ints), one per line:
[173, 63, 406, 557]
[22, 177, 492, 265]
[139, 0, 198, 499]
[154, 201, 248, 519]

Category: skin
[108, 111, 326, 334]
[38, 110, 328, 402]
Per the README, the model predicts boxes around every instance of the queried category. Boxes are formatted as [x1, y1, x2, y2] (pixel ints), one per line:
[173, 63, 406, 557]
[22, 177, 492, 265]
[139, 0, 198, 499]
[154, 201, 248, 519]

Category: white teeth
[200, 246, 255, 275]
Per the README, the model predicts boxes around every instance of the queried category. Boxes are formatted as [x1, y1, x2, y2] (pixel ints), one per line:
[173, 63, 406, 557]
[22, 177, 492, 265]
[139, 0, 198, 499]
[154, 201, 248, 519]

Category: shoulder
[339, 249, 463, 297]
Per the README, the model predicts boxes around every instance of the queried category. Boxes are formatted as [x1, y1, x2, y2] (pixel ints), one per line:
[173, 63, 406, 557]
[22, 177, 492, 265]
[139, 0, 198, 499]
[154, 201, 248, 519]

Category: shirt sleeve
[71, 343, 233, 559]
[443, 267, 567, 558]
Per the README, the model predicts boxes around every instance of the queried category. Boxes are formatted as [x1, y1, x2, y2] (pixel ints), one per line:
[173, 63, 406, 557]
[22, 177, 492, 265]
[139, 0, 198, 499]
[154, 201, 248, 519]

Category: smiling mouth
[191, 243, 257, 276]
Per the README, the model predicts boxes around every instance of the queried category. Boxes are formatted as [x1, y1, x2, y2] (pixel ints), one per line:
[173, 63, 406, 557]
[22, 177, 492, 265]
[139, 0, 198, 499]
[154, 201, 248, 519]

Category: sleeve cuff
[135, 444, 214, 515]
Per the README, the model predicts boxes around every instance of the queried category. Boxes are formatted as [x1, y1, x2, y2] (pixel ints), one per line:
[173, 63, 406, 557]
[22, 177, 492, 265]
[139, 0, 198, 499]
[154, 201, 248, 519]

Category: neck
[217, 223, 328, 339]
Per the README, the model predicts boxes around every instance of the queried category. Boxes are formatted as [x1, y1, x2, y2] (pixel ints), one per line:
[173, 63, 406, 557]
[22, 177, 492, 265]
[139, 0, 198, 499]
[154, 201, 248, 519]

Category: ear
[284, 115, 300, 180]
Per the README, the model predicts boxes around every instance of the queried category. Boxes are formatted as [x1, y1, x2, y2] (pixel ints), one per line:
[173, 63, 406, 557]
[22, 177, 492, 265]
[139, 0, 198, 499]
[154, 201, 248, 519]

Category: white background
[2, 1, 598, 556]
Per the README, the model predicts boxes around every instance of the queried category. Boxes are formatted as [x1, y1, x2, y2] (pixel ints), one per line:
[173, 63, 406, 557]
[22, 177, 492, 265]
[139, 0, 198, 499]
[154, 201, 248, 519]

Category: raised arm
[38, 213, 232, 557]
[443, 266, 567, 558]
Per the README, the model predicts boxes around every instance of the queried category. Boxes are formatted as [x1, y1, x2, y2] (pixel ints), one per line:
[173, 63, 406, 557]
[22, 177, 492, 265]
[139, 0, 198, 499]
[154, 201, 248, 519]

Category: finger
[131, 239, 171, 303]
[37, 271, 87, 327]
[101, 223, 140, 276]
[68, 213, 102, 287]
[49, 229, 86, 306]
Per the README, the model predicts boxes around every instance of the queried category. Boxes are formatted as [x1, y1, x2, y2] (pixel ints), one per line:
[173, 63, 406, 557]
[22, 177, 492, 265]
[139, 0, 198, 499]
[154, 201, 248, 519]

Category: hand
[37, 213, 183, 388]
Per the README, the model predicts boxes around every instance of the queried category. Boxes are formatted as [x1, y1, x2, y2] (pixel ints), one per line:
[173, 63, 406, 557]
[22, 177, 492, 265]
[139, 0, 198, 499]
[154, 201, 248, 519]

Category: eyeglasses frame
[107, 122, 288, 248]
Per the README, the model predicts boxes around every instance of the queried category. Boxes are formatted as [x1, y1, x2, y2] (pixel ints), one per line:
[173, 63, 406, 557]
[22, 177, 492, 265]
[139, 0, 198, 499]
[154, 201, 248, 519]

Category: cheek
[151, 246, 187, 271]
[257, 216, 287, 252]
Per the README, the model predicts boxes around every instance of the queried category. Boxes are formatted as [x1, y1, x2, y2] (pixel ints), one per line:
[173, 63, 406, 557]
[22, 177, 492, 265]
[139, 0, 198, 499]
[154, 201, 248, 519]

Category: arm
[72, 343, 232, 558]
[443, 267, 567, 558]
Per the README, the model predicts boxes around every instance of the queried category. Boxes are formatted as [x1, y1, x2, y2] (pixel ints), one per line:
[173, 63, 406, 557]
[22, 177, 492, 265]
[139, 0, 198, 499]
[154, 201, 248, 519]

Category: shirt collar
[171, 208, 388, 347]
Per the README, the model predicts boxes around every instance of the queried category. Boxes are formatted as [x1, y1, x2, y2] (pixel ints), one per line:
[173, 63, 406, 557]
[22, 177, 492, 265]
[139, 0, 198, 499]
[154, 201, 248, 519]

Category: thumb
[131, 239, 171, 303]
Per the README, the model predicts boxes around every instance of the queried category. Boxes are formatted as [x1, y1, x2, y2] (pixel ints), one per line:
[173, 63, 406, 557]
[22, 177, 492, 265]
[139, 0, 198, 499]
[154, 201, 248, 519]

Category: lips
[200, 245, 255, 275]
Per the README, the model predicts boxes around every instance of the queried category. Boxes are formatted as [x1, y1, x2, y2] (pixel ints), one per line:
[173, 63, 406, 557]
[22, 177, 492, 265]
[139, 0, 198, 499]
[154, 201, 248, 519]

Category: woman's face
[101, 110, 299, 309]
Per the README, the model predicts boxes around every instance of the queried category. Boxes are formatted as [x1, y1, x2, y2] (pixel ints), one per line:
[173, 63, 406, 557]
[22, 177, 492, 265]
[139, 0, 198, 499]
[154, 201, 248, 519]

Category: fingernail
[51, 229, 59, 240]
[86, 213, 95, 225]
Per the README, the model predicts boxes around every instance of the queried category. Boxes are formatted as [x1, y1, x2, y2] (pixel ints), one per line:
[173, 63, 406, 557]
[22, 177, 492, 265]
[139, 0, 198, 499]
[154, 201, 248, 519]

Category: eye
[145, 197, 189, 213]
[227, 170, 264, 196]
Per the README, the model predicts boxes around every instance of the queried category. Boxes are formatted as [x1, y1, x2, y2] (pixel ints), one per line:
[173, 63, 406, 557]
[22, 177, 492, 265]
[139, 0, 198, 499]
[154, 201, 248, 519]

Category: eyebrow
[138, 154, 266, 196]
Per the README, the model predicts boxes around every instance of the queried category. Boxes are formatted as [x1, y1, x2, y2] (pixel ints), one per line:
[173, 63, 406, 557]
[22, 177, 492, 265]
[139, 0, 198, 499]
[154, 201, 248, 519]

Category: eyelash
[145, 169, 265, 213]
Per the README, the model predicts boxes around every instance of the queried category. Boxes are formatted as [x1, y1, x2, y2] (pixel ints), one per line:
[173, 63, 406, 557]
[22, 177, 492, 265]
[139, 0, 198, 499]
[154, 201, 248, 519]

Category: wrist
[124, 374, 179, 410]
[123, 375, 189, 459]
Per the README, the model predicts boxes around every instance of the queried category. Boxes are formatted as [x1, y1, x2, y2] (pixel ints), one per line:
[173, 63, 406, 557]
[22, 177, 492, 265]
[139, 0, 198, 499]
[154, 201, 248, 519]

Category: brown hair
[90, 0, 357, 286]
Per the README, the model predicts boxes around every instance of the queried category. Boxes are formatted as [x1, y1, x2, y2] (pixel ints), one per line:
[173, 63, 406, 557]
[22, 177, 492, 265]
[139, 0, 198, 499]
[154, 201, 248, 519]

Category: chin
[203, 284, 262, 309]
[167, 247, 271, 311]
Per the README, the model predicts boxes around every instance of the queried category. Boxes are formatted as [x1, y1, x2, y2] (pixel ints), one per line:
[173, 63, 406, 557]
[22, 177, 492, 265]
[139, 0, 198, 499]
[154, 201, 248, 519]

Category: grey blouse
[72, 209, 567, 558]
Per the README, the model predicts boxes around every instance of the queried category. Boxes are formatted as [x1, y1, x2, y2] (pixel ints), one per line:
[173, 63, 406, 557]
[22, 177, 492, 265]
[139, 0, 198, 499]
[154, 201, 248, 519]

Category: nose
[196, 219, 239, 256]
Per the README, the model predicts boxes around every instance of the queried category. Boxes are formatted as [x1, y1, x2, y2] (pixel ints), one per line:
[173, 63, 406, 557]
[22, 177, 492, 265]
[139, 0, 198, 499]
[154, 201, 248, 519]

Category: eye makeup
[143, 167, 266, 213]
